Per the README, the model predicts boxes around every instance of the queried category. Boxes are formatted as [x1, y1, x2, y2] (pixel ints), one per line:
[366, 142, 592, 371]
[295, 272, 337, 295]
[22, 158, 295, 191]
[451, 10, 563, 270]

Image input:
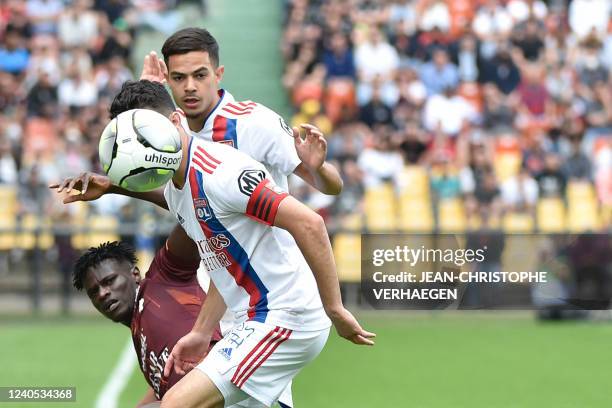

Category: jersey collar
[202, 89, 235, 131]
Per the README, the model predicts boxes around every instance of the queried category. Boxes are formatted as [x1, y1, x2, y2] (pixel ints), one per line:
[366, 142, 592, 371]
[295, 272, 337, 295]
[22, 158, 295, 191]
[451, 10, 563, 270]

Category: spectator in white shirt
[419, 0, 450, 33]
[357, 127, 404, 188]
[354, 27, 400, 83]
[569, 0, 610, 40]
[26, 0, 64, 34]
[58, 66, 98, 110]
[506, 0, 547, 23]
[501, 166, 539, 212]
[0, 137, 18, 185]
[58, 0, 99, 49]
[472, 0, 514, 41]
[423, 86, 478, 136]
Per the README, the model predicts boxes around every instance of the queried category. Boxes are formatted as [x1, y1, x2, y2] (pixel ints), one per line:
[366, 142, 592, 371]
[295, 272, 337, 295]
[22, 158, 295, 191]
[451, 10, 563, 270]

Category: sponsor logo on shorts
[219, 347, 233, 360]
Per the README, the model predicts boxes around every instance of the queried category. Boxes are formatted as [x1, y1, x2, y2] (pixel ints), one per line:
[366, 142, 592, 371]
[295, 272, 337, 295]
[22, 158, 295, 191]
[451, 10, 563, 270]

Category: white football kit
[182, 90, 306, 326]
[164, 139, 331, 407]
[179, 90, 307, 407]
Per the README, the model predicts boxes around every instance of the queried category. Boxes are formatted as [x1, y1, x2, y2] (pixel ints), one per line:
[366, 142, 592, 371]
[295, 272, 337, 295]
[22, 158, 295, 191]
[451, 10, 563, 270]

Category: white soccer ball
[99, 109, 183, 192]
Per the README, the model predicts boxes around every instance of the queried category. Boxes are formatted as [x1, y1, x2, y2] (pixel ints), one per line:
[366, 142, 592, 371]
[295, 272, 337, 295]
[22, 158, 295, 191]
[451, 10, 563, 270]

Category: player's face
[167, 51, 224, 125]
[83, 259, 141, 325]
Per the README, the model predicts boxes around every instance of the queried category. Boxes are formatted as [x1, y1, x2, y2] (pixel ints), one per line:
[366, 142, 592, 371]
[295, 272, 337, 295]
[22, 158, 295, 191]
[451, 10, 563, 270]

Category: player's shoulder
[190, 139, 263, 178]
[219, 100, 259, 119]
[221, 100, 286, 128]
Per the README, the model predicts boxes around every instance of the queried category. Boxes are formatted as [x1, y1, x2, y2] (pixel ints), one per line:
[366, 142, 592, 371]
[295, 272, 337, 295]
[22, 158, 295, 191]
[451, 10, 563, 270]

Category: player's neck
[186, 92, 221, 132]
[187, 115, 205, 133]
[171, 131, 192, 190]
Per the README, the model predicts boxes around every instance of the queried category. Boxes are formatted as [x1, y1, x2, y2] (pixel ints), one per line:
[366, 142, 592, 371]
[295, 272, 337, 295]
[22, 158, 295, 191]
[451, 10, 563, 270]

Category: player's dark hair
[73, 241, 138, 291]
[162, 27, 219, 67]
[109, 80, 175, 119]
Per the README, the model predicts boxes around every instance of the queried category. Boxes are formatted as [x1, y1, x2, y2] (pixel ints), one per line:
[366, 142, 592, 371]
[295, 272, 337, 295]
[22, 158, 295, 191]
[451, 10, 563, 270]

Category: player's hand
[140, 51, 167, 84]
[293, 123, 327, 172]
[164, 331, 212, 377]
[328, 307, 376, 346]
[49, 172, 112, 204]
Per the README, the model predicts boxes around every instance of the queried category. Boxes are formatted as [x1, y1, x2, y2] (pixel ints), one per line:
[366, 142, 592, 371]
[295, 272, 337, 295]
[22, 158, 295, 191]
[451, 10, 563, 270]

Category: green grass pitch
[1, 313, 611, 407]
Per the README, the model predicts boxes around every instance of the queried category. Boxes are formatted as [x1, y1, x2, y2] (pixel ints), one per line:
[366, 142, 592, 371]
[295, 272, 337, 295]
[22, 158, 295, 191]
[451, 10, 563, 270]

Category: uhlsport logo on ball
[99, 109, 182, 192]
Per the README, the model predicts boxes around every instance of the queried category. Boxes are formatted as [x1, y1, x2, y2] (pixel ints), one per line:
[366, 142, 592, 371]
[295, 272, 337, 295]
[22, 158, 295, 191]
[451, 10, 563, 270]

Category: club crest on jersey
[238, 169, 265, 196]
[217, 139, 235, 147]
[193, 198, 212, 221]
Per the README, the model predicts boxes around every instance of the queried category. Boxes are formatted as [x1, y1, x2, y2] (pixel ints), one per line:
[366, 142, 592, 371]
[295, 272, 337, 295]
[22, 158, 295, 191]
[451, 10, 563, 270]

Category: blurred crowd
[0, 0, 186, 224]
[282, 0, 611, 231]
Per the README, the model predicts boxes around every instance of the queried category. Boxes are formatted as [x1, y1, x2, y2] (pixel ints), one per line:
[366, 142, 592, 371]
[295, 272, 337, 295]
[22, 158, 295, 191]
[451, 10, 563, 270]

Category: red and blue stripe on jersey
[188, 166, 270, 322]
[212, 115, 238, 147]
[210, 101, 257, 147]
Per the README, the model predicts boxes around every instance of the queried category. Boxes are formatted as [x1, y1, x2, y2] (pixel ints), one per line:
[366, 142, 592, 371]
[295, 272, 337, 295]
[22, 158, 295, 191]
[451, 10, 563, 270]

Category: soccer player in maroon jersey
[75, 225, 294, 408]
[73, 225, 219, 406]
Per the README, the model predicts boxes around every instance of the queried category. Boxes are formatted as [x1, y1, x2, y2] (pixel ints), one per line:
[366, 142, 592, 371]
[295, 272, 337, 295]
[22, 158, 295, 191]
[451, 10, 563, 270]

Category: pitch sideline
[95, 337, 137, 408]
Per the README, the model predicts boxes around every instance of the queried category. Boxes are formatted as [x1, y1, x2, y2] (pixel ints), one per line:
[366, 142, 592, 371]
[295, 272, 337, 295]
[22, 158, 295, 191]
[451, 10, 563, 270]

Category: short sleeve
[148, 245, 200, 283]
[239, 106, 301, 176]
[208, 155, 289, 226]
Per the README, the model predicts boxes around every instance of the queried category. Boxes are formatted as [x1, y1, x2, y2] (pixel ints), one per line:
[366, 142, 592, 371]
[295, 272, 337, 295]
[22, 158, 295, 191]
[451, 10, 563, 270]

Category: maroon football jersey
[130, 245, 222, 399]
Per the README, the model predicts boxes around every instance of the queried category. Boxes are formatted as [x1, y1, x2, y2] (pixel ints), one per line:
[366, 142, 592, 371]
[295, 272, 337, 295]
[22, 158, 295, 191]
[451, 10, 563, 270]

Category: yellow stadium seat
[567, 181, 596, 202]
[399, 196, 434, 232]
[364, 184, 397, 232]
[494, 152, 521, 182]
[339, 213, 363, 231]
[87, 215, 120, 247]
[537, 198, 566, 232]
[568, 199, 601, 232]
[0, 185, 17, 217]
[502, 212, 535, 233]
[398, 165, 429, 199]
[0, 215, 16, 250]
[333, 233, 361, 283]
[69, 201, 92, 249]
[602, 204, 612, 227]
[18, 214, 54, 250]
[438, 198, 466, 232]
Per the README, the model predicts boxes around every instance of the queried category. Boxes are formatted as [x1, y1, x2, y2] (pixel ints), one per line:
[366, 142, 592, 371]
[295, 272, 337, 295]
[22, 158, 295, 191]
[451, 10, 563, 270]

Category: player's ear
[169, 110, 182, 127]
[131, 266, 141, 283]
[215, 65, 224, 83]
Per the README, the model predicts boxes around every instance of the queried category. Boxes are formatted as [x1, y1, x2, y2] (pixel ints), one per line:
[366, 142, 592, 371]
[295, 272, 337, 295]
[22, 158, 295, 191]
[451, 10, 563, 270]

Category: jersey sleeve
[239, 106, 301, 176]
[208, 156, 289, 226]
[148, 244, 200, 283]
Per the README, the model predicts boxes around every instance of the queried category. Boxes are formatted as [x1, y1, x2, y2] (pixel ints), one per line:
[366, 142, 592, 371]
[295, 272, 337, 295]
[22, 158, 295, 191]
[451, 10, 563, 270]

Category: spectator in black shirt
[536, 153, 567, 198]
[480, 46, 521, 94]
[359, 81, 393, 127]
[512, 18, 544, 61]
[562, 137, 592, 182]
[26, 69, 58, 118]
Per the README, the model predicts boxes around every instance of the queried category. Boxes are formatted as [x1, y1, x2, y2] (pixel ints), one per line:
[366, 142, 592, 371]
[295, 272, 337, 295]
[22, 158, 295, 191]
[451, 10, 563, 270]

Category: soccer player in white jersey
[53, 91, 375, 407]
[140, 27, 343, 196]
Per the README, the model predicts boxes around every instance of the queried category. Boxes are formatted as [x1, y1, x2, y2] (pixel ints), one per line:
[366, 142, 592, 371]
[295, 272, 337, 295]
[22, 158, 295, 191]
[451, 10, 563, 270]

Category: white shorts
[197, 321, 330, 407]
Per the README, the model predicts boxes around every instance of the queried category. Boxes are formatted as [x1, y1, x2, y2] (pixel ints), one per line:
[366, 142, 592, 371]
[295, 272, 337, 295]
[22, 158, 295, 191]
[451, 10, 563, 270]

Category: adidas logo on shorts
[219, 347, 233, 360]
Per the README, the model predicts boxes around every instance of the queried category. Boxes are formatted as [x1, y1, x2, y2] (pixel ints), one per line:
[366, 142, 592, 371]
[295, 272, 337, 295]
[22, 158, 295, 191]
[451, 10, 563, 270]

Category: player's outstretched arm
[292, 124, 343, 195]
[163, 281, 227, 377]
[49, 172, 168, 210]
[274, 196, 375, 346]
